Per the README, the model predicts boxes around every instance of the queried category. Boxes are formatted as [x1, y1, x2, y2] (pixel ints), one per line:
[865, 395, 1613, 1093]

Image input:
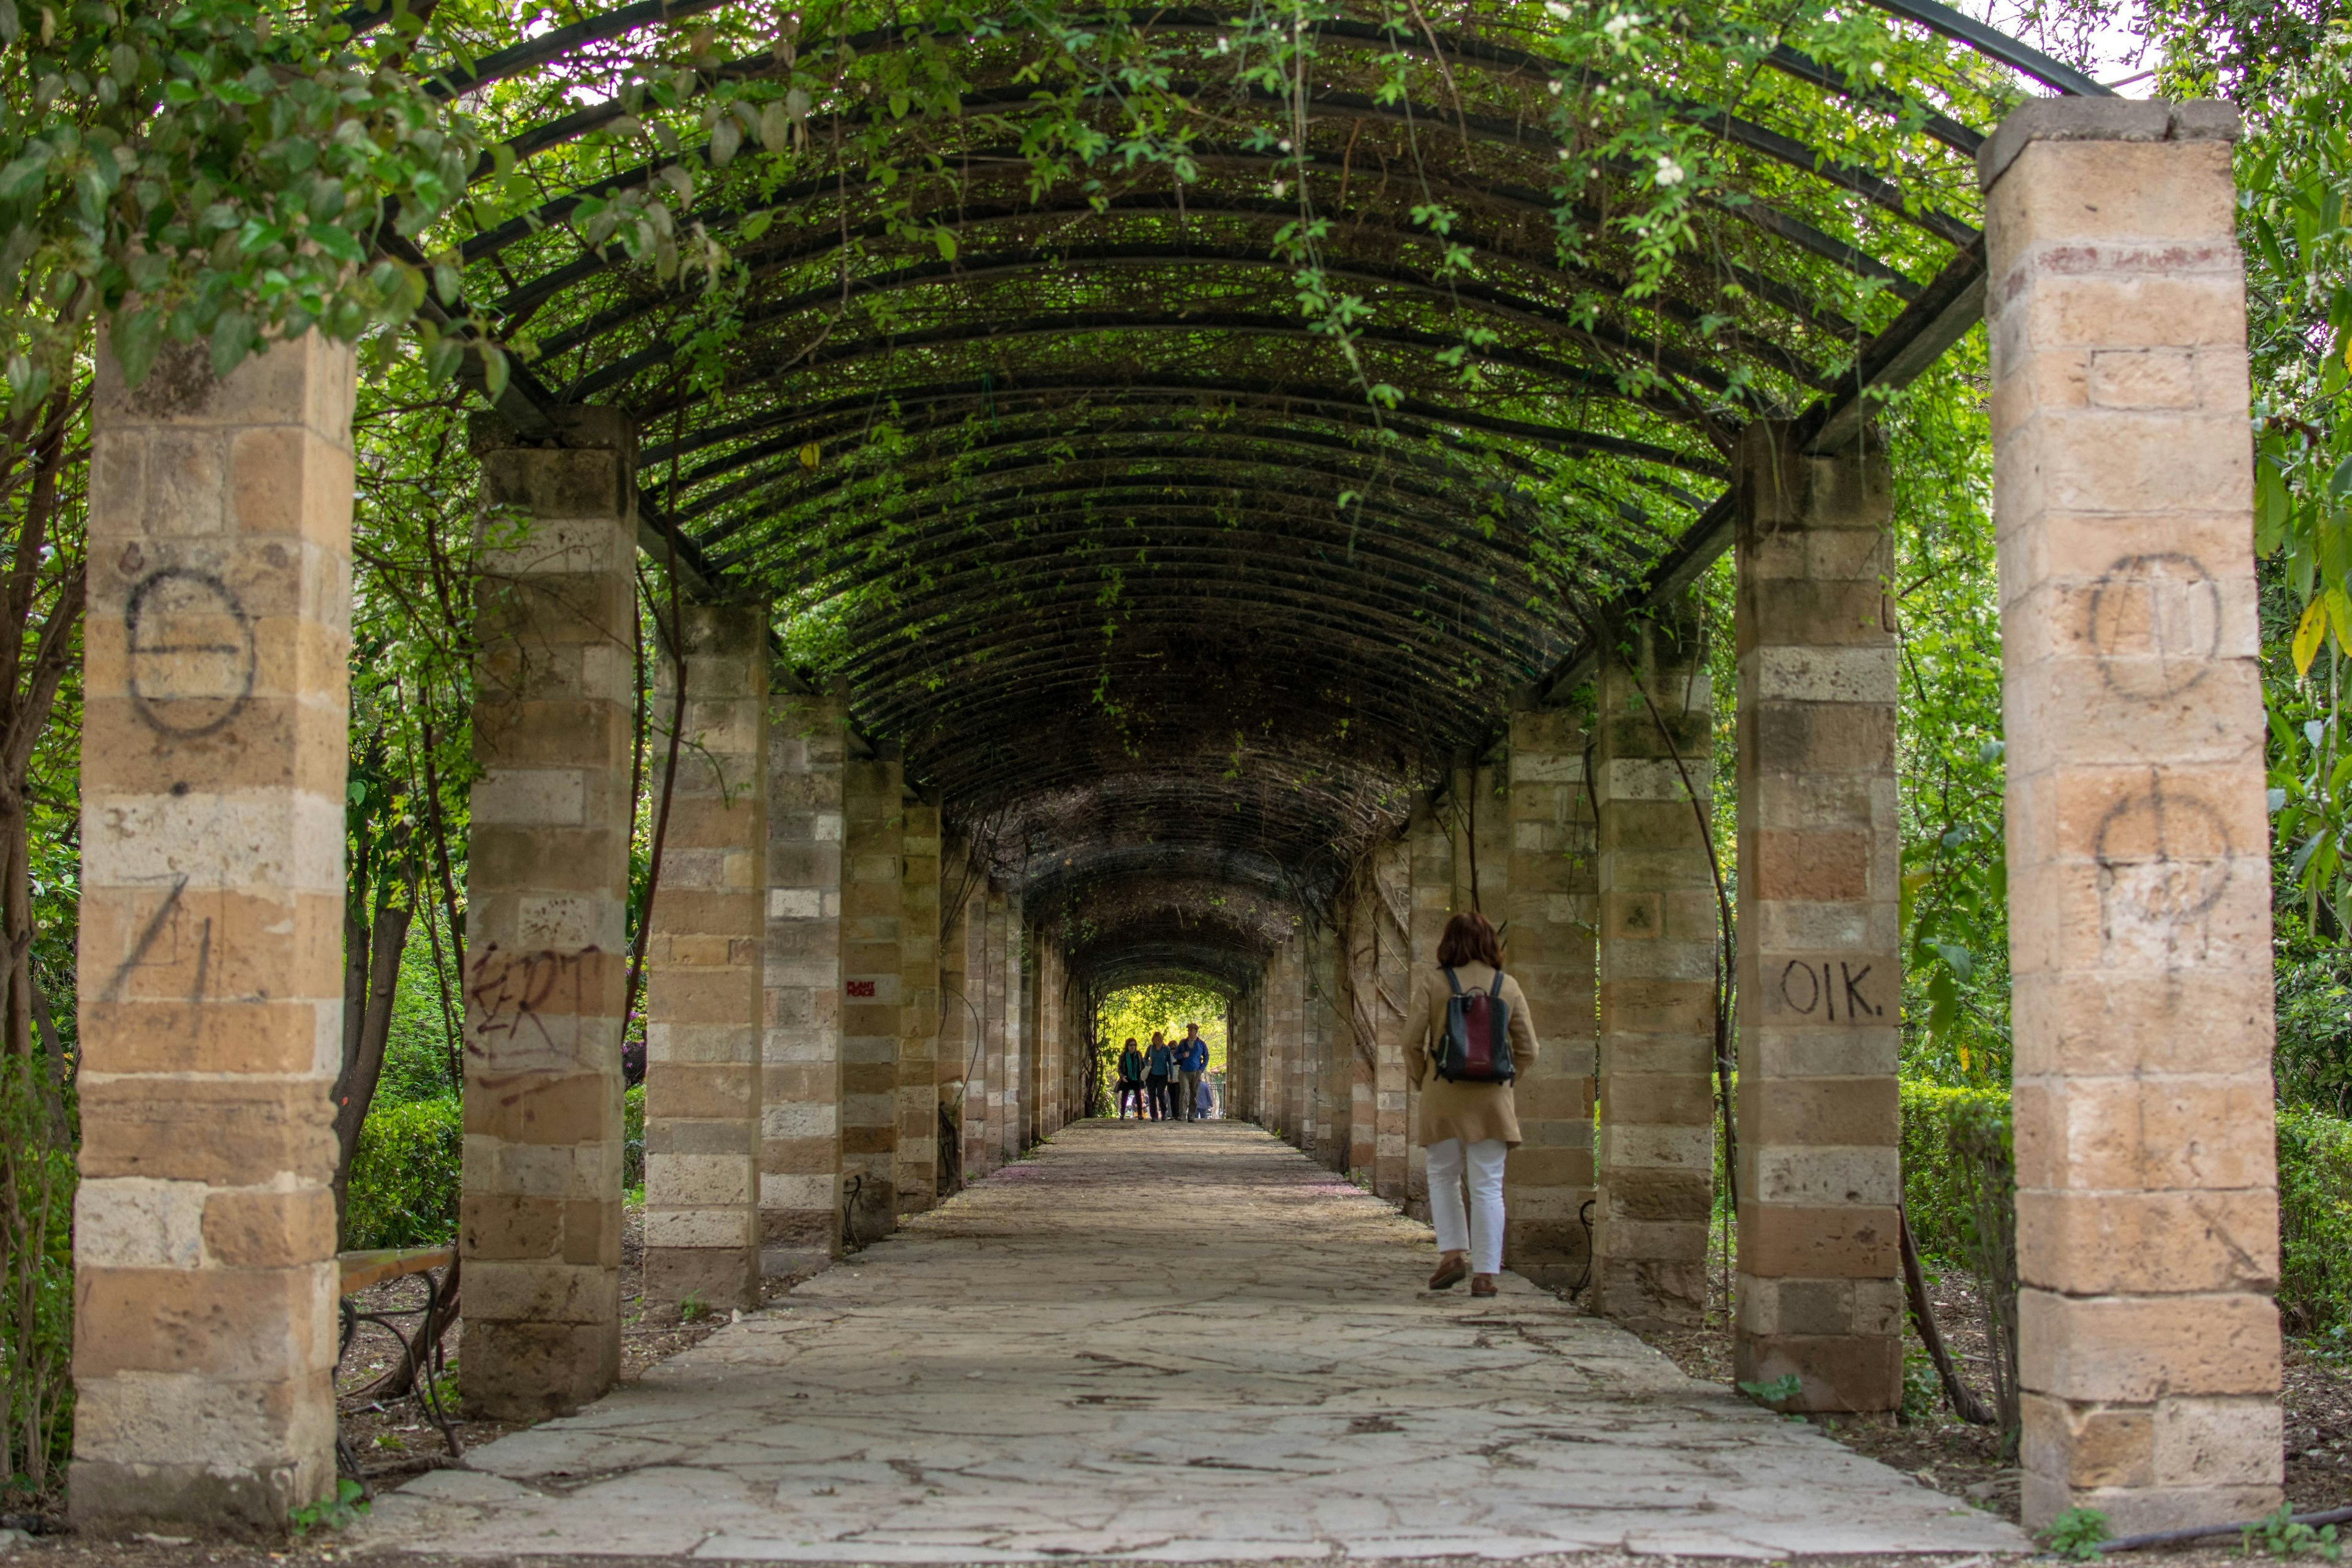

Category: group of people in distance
[1114, 1023, 1213, 1121]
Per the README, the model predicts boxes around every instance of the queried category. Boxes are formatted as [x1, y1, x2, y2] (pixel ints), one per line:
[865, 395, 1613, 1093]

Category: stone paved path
[364, 1120, 2027, 1561]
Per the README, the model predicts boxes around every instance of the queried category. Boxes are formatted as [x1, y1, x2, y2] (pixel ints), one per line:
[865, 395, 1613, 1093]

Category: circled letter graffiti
[126, 568, 257, 739]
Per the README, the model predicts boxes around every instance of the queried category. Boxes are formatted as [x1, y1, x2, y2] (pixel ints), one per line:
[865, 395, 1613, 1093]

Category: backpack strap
[1443, 966, 1463, 995]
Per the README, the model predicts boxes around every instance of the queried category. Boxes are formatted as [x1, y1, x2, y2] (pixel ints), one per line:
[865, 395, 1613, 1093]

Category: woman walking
[1143, 1031, 1175, 1121]
[1403, 910, 1540, 1299]
[1116, 1038, 1145, 1119]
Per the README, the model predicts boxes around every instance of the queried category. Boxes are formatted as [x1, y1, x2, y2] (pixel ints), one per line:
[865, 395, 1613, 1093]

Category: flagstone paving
[361, 1120, 2028, 1561]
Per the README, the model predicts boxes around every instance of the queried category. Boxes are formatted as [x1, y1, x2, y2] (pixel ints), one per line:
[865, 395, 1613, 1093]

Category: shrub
[0, 1055, 74, 1491]
[624, 1083, 645, 1193]
[345, 1095, 461, 1250]
[1899, 1080, 2008, 1261]
[2280, 1104, 2352, 1340]
[1909, 1084, 2352, 1349]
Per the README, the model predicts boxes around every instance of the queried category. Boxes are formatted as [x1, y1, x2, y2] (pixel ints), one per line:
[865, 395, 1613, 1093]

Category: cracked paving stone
[359, 1120, 2030, 1561]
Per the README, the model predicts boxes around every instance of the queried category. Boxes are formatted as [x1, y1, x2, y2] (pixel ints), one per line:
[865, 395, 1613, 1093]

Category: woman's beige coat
[1401, 962, 1540, 1148]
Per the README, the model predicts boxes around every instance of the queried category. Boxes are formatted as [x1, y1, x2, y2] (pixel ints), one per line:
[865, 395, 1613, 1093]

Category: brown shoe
[1470, 1275, 1499, 1298]
[1428, 1254, 1469, 1292]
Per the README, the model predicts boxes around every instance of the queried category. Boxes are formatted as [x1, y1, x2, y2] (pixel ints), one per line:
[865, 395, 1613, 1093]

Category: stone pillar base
[69, 1456, 325, 1541]
[462, 1319, 622, 1420]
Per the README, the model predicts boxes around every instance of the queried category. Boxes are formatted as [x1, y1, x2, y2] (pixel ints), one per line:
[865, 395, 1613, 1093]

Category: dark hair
[1437, 910, 1502, 969]
[1124, 1038, 1137, 1047]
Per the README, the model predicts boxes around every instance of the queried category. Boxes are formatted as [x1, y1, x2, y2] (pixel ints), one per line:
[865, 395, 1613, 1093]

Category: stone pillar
[937, 854, 970, 1181]
[1732, 422, 1903, 1410]
[985, 888, 1010, 1159]
[1406, 799, 1451, 1214]
[1502, 707, 1600, 1290]
[762, 694, 846, 1256]
[1269, 940, 1304, 1140]
[72, 335, 354, 1534]
[643, 603, 767, 1310]
[1008, 891, 1031, 1151]
[1046, 943, 1066, 1133]
[459, 407, 635, 1420]
[895, 794, 940, 1215]
[1983, 99, 2279, 1531]
[1593, 609, 1717, 1329]
[839, 756, 902, 1244]
[1340, 840, 1409, 1199]
[1376, 845, 1411, 1202]
[1312, 929, 1350, 1172]
[953, 880, 982, 1175]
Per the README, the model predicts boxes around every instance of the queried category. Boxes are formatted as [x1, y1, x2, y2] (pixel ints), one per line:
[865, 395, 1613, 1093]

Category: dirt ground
[329, 1205, 822, 1494]
[1621, 1247, 2352, 1558]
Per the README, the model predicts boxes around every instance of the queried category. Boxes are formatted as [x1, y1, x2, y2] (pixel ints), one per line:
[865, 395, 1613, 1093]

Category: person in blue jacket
[1174, 1023, 1208, 1123]
[1143, 1032, 1176, 1120]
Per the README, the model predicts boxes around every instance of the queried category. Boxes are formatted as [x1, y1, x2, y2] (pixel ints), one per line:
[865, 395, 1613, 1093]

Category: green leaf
[109, 306, 163, 387]
[0, 147, 50, 201]
[2256, 452, 2293, 556]
[477, 344, 509, 401]
[2332, 453, 2352, 502]
[311, 224, 364, 265]
[209, 310, 251, 379]
[709, 116, 741, 167]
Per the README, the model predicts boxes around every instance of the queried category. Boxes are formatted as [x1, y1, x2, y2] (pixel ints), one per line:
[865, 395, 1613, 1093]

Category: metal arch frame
[675, 416, 1672, 548]
[746, 477, 1573, 609]
[786, 489, 1575, 649]
[732, 464, 1580, 591]
[521, 203, 1848, 388]
[775, 520, 1565, 678]
[537, 243, 1823, 407]
[839, 606, 1528, 744]
[579, 309, 1732, 433]
[345, 0, 2113, 977]
[648, 373, 1730, 486]
[360, 3, 2018, 189]
[466, 88, 1947, 307]
[713, 445, 1648, 581]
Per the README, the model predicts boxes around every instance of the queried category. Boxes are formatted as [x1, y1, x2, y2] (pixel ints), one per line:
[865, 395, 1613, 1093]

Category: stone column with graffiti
[459, 407, 636, 1419]
[1985, 99, 2280, 1532]
[1733, 422, 1903, 1412]
[838, 753, 903, 1245]
[72, 336, 356, 1532]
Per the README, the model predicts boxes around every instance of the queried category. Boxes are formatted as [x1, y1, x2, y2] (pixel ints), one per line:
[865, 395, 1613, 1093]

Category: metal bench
[335, 1246, 462, 1485]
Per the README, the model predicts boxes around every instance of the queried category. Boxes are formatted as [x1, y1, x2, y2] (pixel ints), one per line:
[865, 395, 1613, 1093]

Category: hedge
[1900, 1081, 2009, 1262]
[345, 1095, 461, 1250]
[2280, 1105, 2352, 1340]
[1902, 1082, 2352, 1343]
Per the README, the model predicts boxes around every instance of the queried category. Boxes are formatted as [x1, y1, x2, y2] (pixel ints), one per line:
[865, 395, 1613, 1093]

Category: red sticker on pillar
[846, 980, 876, 998]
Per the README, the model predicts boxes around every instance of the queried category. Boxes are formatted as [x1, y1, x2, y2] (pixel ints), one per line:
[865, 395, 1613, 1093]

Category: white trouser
[1425, 1137, 1507, 1276]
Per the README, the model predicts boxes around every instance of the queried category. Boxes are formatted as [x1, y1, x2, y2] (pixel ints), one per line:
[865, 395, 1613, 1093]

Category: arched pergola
[71, 0, 2273, 1544]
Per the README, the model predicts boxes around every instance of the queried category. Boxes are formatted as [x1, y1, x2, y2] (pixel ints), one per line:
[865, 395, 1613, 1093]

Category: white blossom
[1654, 154, 1685, 186]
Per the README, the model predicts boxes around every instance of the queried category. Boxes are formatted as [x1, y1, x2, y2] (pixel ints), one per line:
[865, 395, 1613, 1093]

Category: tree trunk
[332, 900, 414, 1237]
[1899, 1204, 1994, 1425]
